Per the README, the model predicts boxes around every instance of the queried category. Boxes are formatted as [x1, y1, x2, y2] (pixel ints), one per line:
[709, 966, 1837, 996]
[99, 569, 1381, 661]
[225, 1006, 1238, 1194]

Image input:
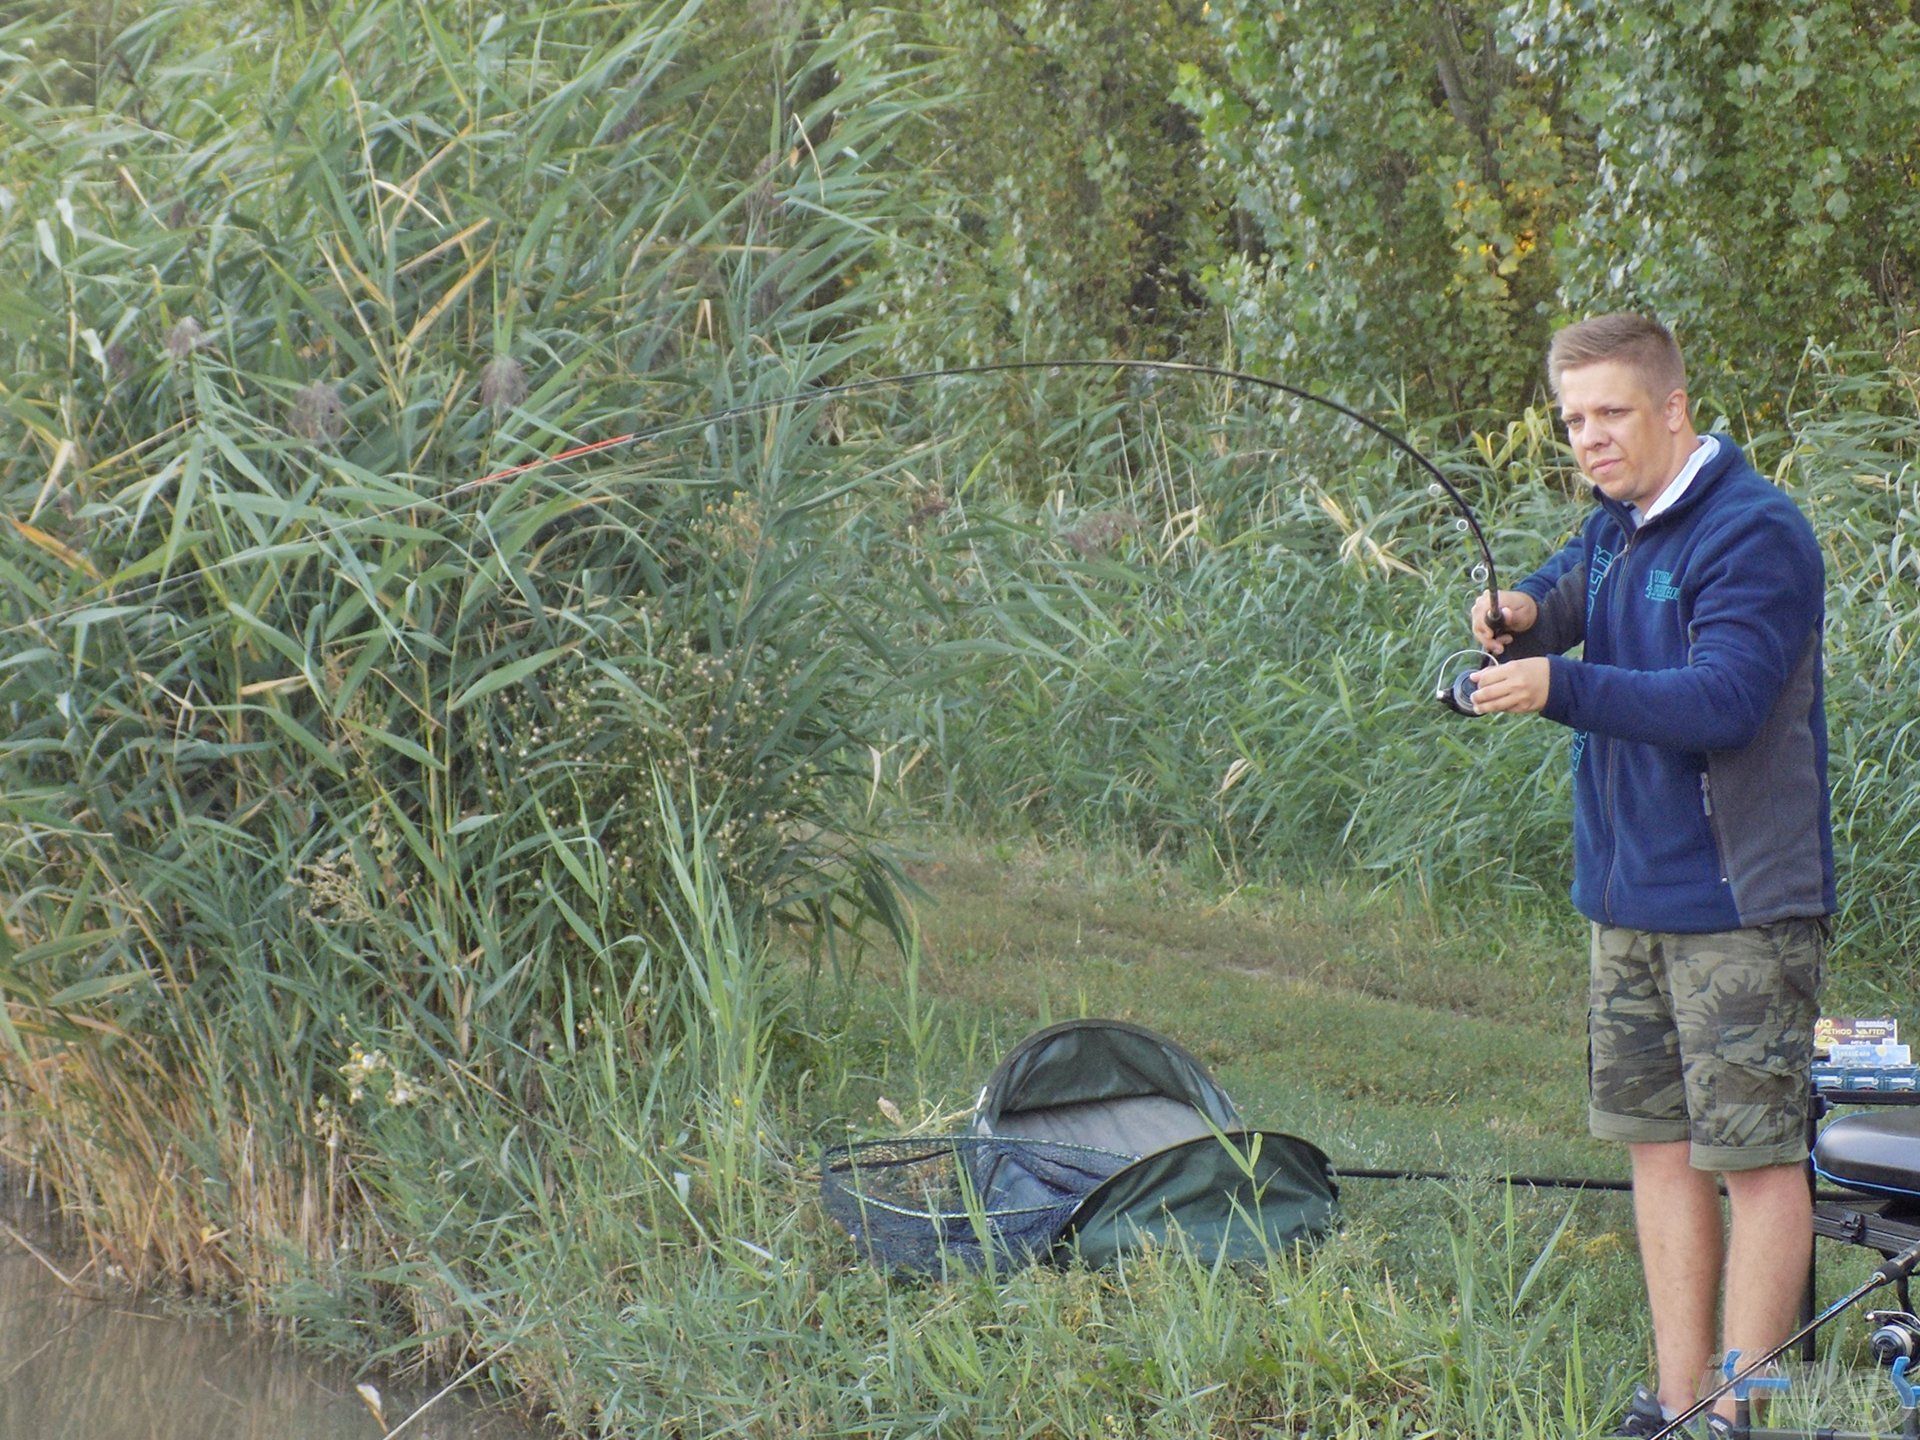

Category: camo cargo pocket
[1669, 919, 1824, 1170]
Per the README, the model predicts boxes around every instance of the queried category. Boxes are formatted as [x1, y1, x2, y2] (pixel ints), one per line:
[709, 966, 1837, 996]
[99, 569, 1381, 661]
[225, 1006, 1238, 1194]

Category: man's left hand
[1468, 657, 1552, 714]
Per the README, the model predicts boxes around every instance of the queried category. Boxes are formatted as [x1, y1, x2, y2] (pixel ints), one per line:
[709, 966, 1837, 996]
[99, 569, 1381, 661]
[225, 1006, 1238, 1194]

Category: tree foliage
[1187, 0, 1920, 412]
[887, 0, 1229, 363]
[1180, 0, 1574, 415]
[1518, 0, 1920, 397]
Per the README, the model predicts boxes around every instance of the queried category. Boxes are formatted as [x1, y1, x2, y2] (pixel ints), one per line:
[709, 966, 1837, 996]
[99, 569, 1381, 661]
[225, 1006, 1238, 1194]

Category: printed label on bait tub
[1815, 1017, 1899, 1054]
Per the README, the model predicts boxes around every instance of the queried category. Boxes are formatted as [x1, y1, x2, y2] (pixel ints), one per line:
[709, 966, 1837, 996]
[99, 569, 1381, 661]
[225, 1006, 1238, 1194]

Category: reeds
[0, 0, 925, 1305]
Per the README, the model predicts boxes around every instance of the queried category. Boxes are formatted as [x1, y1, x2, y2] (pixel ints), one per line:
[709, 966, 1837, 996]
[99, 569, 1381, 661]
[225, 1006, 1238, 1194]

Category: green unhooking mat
[821, 1019, 1337, 1271]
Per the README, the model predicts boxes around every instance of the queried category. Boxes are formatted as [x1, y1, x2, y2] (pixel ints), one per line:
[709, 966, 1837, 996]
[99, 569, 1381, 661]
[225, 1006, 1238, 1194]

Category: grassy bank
[254, 834, 1657, 1437]
[119, 831, 1886, 1438]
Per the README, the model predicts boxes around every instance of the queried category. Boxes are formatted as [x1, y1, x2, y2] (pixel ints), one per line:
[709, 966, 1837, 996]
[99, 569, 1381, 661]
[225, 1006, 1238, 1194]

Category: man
[1467, 313, 1834, 1436]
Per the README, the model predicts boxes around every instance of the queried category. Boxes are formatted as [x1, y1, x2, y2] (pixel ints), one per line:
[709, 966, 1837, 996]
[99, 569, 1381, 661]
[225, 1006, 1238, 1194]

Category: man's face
[1556, 359, 1689, 509]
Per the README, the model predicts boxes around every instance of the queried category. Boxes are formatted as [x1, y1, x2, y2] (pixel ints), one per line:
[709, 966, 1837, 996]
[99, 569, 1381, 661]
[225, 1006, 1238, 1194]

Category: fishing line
[1338, 1165, 1633, 1193]
[0, 358, 1502, 651]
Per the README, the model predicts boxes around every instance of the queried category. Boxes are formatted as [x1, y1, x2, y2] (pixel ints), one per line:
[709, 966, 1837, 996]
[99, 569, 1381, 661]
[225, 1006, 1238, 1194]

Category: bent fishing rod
[4, 358, 1507, 666]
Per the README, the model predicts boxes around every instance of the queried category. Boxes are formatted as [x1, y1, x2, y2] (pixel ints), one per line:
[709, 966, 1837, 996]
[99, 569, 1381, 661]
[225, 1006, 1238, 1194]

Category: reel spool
[1433, 650, 1495, 717]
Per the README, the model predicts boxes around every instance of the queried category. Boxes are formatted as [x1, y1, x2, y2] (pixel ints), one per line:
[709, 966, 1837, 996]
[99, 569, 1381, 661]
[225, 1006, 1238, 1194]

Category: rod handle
[1877, 1240, 1920, 1287]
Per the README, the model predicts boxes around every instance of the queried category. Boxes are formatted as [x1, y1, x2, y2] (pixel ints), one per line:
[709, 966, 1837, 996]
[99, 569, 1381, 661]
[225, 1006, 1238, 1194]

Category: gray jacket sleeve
[1503, 562, 1585, 660]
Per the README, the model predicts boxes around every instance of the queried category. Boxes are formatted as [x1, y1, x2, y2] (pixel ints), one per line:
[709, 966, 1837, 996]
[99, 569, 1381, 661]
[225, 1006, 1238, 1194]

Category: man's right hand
[1471, 590, 1539, 655]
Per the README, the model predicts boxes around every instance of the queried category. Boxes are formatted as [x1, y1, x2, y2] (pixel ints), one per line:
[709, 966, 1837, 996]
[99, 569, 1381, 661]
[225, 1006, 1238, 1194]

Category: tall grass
[845, 361, 1920, 982]
[0, 0, 931, 1298]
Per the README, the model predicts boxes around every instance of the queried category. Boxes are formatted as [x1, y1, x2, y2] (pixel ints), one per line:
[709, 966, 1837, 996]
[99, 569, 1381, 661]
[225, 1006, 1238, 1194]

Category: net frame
[820, 1134, 1134, 1272]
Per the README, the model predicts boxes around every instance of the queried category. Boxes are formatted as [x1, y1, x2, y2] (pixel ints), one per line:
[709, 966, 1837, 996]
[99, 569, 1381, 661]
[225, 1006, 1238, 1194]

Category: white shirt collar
[1630, 435, 1719, 527]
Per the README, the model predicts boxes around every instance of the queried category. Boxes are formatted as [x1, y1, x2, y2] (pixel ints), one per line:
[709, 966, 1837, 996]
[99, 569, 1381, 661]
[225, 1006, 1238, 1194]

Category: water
[0, 1194, 549, 1440]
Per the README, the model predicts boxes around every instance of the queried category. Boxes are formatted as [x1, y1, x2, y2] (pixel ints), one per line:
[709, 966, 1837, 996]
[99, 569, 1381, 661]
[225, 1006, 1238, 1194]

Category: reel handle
[1436, 668, 1481, 716]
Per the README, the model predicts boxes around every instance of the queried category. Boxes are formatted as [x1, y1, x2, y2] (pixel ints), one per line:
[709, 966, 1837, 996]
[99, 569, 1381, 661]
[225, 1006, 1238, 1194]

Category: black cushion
[1815, 1108, 1920, 1199]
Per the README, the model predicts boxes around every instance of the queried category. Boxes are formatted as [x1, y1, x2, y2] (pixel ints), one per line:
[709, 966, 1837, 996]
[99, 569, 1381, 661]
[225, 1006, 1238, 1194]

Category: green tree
[1184, 0, 1579, 415]
[1187, 0, 1920, 414]
[889, 0, 1230, 363]
[1511, 0, 1920, 403]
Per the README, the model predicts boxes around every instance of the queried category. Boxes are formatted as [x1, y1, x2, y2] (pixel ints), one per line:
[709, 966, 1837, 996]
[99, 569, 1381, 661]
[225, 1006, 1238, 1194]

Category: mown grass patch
[870, 833, 1599, 1174]
[900, 832, 1588, 1025]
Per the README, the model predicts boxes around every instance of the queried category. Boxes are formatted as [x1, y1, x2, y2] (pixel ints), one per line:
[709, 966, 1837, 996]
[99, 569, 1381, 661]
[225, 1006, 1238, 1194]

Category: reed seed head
[290, 381, 345, 443]
[608, 86, 648, 143]
[904, 485, 949, 531]
[1059, 511, 1140, 558]
[746, 152, 786, 231]
[478, 355, 528, 411]
[164, 317, 205, 361]
[748, 0, 799, 39]
[749, 272, 786, 325]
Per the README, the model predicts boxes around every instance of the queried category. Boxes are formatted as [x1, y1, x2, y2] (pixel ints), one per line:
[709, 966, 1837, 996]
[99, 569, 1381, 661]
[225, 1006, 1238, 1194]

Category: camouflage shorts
[1588, 919, 1825, 1171]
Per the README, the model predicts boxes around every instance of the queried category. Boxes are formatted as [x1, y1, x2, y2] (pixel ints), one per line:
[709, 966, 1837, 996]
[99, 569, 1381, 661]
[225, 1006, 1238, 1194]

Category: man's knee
[1627, 1138, 1699, 1178]
[1722, 1160, 1813, 1202]
[1722, 1161, 1814, 1244]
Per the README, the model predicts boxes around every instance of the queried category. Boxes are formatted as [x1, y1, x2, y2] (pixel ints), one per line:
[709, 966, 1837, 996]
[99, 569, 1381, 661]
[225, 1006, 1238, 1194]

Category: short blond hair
[1546, 313, 1687, 401]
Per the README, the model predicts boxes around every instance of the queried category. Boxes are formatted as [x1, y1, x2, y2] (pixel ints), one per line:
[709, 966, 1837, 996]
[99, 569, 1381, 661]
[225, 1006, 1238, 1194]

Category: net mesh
[820, 1135, 1134, 1272]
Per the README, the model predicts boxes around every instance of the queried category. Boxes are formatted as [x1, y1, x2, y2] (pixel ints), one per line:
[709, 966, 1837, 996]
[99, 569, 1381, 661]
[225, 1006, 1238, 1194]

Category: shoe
[1609, 1386, 1736, 1438]
[1610, 1386, 1670, 1437]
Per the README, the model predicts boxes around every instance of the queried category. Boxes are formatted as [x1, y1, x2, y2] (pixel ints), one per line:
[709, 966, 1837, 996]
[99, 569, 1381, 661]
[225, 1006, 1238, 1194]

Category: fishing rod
[3, 359, 1507, 670]
[471, 358, 1504, 605]
[1339, 1166, 1877, 1204]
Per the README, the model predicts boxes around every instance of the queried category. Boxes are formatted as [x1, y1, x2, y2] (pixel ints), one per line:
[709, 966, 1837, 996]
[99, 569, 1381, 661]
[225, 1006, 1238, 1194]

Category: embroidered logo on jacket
[1644, 569, 1681, 603]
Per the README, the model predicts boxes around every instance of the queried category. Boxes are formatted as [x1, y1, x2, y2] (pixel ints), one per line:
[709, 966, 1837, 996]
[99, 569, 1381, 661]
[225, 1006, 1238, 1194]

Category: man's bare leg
[1630, 1139, 1724, 1415]
[1714, 1163, 1813, 1422]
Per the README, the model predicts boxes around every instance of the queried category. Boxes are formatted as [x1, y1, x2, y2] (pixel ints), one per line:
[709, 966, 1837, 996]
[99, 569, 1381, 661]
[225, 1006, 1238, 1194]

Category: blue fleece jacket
[1513, 435, 1834, 932]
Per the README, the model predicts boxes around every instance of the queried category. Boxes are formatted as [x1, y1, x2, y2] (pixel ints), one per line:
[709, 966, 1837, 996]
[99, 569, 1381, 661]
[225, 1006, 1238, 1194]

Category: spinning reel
[1869, 1310, 1920, 1368]
[1433, 649, 1496, 716]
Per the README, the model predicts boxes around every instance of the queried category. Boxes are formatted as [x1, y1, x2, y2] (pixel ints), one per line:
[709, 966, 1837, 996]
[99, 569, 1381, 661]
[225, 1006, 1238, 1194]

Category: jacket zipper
[1589, 451, 1726, 924]
[1599, 530, 1636, 925]
[1686, 623, 1732, 886]
[1700, 771, 1731, 885]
